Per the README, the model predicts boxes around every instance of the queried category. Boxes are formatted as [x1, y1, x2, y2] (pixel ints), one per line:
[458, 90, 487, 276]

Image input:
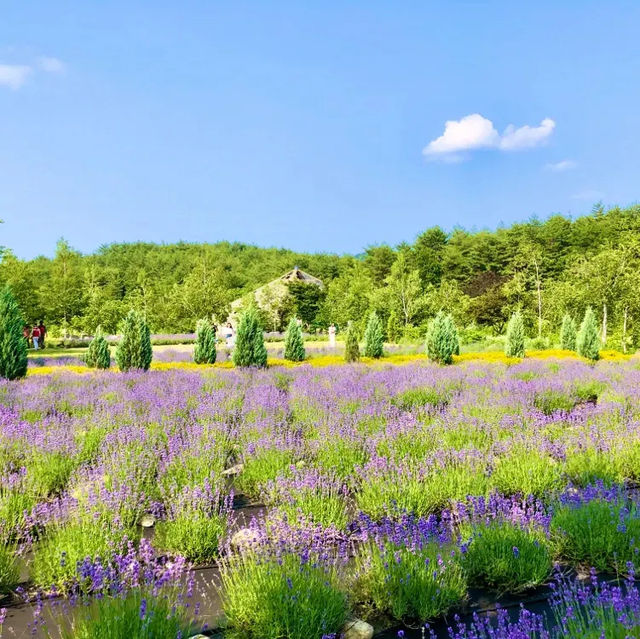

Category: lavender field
[2, 357, 640, 638]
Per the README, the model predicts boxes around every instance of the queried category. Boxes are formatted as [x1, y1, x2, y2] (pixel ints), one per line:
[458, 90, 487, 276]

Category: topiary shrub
[85, 327, 111, 369]
[363, 311, 384, 358]
[232, 308, 267, 368]
[576, 307, 600, 361]
[425, 311, 458, 364]
[283, 317, 305, 362]
[505, 311, 526, 358]
[0, 287, 28, 380]
[115, 310, 152, 372]
[193, 318, 217, 365]
[559, 313, 577, 351]
[344, 322, 360, 363]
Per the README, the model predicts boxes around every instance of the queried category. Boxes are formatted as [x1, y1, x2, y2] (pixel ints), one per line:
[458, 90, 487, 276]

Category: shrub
[233, 308, 267, 368]
[386, 311, 400, 344]
[115, 310, 152, 371]
[391, 387, 450, 411]
[425, 311, 458, 365]
[0, 543, 19, 595]
[490, 448, 563, 497]
[344, 322, 360, 363]
[0, 287, 28, 380]
[84, 327, 111, 369]
[236, 447, 296, 499]
[220, 551, 348, 639]
[460, 521, 552, 593]
[576, 307, 600, 361]
[193, 318, 217, 364]
[363, 311, 384, 358]
[505, 311, 526, 358]
[559, 313, 577, 351]
[283, 318, 305, 362]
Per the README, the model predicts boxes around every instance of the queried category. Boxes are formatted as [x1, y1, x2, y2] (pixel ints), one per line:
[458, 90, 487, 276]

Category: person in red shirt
[38, 321, 47, 349]
[31, 325, 41, 350]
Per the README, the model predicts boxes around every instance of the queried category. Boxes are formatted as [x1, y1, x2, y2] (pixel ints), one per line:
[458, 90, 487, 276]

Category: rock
[188, 636, 208, 639]
[230, 527, 259, 551]
[222, 463, 244, 476]
[140, 514, 155, 528]
[342, 619, 374, 639]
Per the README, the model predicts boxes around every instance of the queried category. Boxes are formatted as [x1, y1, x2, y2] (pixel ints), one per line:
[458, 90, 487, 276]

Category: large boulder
[342, 619, 374, 639]
[230, 527, 259, 551]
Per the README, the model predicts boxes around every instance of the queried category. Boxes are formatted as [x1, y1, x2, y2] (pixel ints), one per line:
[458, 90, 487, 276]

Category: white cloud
[545, 159, 577, 172]
[0, 63, 32, 89]
[423, 114, 556, 160]
[37, 56, 65, 74]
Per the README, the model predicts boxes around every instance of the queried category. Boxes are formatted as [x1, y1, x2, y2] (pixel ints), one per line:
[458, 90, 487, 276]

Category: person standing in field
[328, 324, 336, 348]
[38, 321, 47, 349]
[224, 322, 235, 348]
[23, 325, 31, 348]
[31, 324, 41, 350]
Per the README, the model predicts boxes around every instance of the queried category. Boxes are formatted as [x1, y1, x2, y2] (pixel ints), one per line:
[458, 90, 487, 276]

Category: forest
[2, 203, 640, 348]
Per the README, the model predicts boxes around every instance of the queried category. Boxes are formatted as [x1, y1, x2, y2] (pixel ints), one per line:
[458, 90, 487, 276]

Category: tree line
[2, 203, 640, 349]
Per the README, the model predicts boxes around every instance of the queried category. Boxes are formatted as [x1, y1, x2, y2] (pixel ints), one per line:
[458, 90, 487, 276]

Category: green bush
[0, 543, 19, 595]
[156, 512, 226, 564]
[386, 311, 400, 344]
[85, 327, 111, 369]
[505, 311, 526, 358]
[363, 311, 384, 358]
[344, 322, 360, 363]
[236, 447, 295, 498]
[425, 311, 459, 364]
[115, 310, 152, 372]
[233, 308, 267, 368]
[576, 307, 600, 361]
[0, 287, 28, 380]
[560, 313, 577, 351]
[283, 318, 305, 362]
[193, 318, 217, 364]
[490, 448, 563, 497]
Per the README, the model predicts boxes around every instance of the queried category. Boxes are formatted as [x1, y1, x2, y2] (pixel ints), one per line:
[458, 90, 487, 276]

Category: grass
[0, 543, 19, 596]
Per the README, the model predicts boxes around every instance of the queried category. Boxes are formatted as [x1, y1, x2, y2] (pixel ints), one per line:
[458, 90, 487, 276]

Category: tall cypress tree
[0, 288, 28, 380]
[284, 317, 305, 362]
[115, 310, 153, 371]
[344, 322, 360, 363]
[576, 307, 600, 361]
[194, 318, 217, 364]
[425, 311, 458, 364]
[505, 311, 526, 358]
[559, 314, 577, 351]
[85, 326, 111, 369]
[233, 308, 267, 368]
[363, 311, 384, 358]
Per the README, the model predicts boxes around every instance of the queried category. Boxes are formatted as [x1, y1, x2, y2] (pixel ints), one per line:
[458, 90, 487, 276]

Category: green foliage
[425, 311, 459, 364]
[193, 318, 217, 364]
[386, 310, 400, 343]
[392, 387, 450, 411]
[577, 306, 600, 360]
[363, 311, 384, 358]
[85, 327, 111, 369]
[560, 313, 577, 351]
[0, 543, 19, 595]
[232, 308, 267, 368]
[505, 310, 526, 358]
[344, 321, 360, 363]
[490, 448, 563, 497]
[115, 310, 152, 371]
[283, 317, 305, 362]
[0, 287, 28, 380]
[156, 512, 226, 564]
[236, 447, 295, 498]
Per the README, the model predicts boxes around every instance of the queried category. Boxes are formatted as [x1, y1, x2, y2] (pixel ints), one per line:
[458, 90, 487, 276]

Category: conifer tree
[0, 288, 28, 380]
[115, 310, 153, 371]
[85, 326, 111, 369]
[344, 321, 360, 363]
[425, 311, 458, 364]
[363, 311, 384, 358]
[284, 317, 305, 362]
[233, 308, 268, 368]
[386, 311, 400, 344]
[505, 310, 526, 358]
[576, 307, 600, 360]
[193, 318, 217, 364]
[559, 313, 577, 351]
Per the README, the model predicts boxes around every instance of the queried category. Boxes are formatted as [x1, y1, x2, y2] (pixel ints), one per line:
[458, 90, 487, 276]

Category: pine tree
[505, 311, 526, 358]
[284, 317, 306, 362]
[194, 318, 217, 364]
[576, 307, 600, 361]
[425, 311, 458, 364]
[344, 321, 360, 363]
[386, 311, 400, 344]
[363, 311, 384, 358]
[115, 310, 153, 371]
[559, 314, 577, 351]
[0, 288, 28, 380]
[85, 326, 111, 369]
[233, 308, 268, 368]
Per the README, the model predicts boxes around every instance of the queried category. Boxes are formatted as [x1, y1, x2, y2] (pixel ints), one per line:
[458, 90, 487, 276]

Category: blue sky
[1, 2, 639, 259]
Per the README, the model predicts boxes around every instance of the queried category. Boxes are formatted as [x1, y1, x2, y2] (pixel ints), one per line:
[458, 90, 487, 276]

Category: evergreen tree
[559, 313, 577, 351]
[576, 307, 600, 361]
[232, 308, 267, 368]
[284, 317, 306, 362]
[425, 311, 458, 364]
[85, 326, 111, 369]
[344, 321, 360, 363]
[363, 311, 384, 358]
[115, 310, 153, 371]
[505, 311, 526, 358]
[386, 311, 400, 344]
[193, 318, 217, 364]
[0, 288, 28, 380]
